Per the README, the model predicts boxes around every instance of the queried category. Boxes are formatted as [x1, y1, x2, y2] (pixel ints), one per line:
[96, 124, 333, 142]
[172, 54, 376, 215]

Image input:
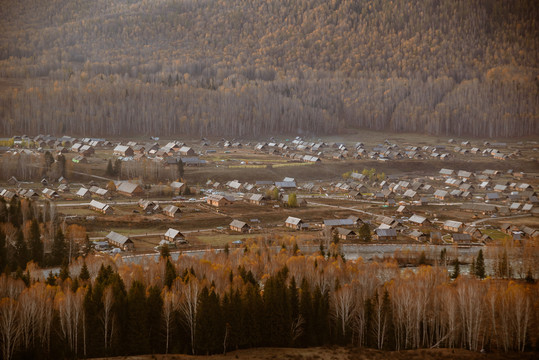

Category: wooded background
[0, 0, 537, 137]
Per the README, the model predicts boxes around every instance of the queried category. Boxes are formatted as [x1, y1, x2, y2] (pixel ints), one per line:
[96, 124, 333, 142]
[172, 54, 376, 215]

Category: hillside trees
[0, 0, 537, 138]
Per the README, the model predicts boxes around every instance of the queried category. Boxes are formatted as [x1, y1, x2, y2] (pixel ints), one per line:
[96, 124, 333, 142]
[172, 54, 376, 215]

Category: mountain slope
[0, 0, 537, 137]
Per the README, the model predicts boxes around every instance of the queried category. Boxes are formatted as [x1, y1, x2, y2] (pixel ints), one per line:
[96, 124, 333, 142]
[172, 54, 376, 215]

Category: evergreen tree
[14, 230, 28, 269]
[51, 227, 67, 266]
[59, 262, 70, 281]
[312, 286, 330, 345]
[160, 243, 170, 259]
[164, 259, 176, 288]
[57, 153, 66, 177]
[146, 285, 164, 353]
[45, 271, 56, 286]
[474, 249, 486, 279]
[451, 258, 460, 279]
[127, 281, 149, 355]
[196, 287, 223, 354]
[242, 283, 263, 347]
[358, 223, 371, 242]
[79, 261, 90, 281]
[44, 150, 54, 170]
[106, 159, 114, 176]
[299, 278, 314, 346]
[28, 219, 43, 265]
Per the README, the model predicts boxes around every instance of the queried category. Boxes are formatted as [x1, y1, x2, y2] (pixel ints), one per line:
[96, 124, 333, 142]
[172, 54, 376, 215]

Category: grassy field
[482, 229, 511, 242]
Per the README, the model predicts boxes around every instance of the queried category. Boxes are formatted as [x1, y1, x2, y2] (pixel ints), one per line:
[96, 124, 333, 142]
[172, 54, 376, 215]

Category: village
[0, 132, 538, 263]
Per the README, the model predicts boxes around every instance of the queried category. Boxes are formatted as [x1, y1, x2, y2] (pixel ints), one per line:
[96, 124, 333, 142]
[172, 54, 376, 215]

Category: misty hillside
[0, 0, 538, 137]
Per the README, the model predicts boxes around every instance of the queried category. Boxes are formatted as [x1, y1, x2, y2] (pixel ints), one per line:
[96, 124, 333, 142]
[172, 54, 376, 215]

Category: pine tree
[45, 271, 56, 286]
[79, 261, 90, 281]
[164, 259, 176, 288]
[451, 258, 460, 279]
[299, 278, 314, 346]
[59, 262, 70, 281]
[51, 227, 67, 266]
[146, 285, 163, 353]
[358, 223, 371, 242]
[127, 281, 150, 355]
[474, 249, 486, 279]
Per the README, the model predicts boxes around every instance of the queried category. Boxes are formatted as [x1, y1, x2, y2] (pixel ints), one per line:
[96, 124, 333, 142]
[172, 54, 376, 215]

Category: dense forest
[0, 0, 538, 137]
[0, 239, 537, 360]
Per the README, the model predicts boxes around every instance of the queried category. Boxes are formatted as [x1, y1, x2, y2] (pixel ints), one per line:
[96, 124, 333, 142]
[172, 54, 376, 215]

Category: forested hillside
[0, 0, 537, 137]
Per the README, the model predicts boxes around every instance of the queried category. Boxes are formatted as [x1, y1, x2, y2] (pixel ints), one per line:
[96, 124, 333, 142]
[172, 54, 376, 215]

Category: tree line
[0, 238, 537, 360]
[0, 0, 537, 137]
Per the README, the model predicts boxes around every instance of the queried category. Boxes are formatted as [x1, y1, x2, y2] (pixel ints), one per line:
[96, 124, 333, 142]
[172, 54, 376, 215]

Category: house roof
[230, 220, 249, 228]
[336, 227, 356, 236]
[376, 228, 397, 237]
[163, 205, 180, 214]
[117, 182, 141, 194]
[285, 216, 303, 225]
[164, 228, 183, 239]
[443, 220, 463, 229]
[409, 214, 428, 224]
[106, 231, 131, 245]
[170, 181, 185, 189]
[90, 200, 109, 211]
[323, 219, 354, 227]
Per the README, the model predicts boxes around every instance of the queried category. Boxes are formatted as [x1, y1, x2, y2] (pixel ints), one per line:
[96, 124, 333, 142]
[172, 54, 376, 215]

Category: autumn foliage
[0, 238, 537, 359]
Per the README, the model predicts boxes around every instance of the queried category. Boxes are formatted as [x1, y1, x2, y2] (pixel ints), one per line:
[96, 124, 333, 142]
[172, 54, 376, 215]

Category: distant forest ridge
[0, 0, 537, 137]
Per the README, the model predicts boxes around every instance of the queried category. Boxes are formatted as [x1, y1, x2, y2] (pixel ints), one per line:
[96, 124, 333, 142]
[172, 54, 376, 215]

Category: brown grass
[89, 346, 538, 360]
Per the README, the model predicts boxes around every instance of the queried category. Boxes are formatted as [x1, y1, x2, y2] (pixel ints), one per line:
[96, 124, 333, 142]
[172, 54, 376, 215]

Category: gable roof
[285, 216, 303, 225]
[230, 220, 249, 228]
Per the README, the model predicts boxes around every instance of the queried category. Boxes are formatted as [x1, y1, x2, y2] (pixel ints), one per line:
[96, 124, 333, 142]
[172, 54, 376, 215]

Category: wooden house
[442, 220, 464, 233]
[163, 205, 181, 218]
[117, 182, 144, 197]
[89, 200, 112, 214]
[163, 228, 186, 243]
[335, 227, 358, 241]
[375, 228, 397, 241]
[285, 216, 303, 230]
[106, 231, 134, 251]
[229, 220, 250, 233]
[207, 195, 234, 207]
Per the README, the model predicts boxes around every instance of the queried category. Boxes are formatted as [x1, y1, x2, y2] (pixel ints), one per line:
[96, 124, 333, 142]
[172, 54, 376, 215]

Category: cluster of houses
[112, 141, 206, 166]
